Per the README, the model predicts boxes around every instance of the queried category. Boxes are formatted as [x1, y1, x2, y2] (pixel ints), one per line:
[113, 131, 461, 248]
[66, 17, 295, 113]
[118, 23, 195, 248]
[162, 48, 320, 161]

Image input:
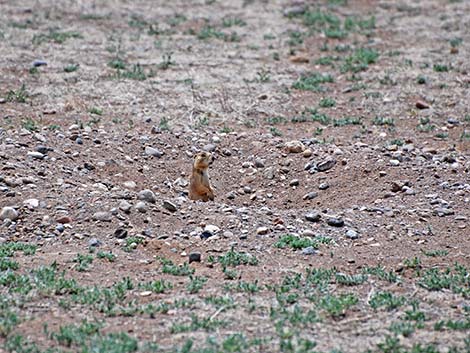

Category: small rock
[318, 183, 329, 190]
[317, 158, 336, 172]
[188, 252, 201, 263]
[23, 198, 39, 209]
[123, 181, 137, 189]
[135, 201, 147, 213]
[285, 140, 305, 153]
[114, 228, 128, 239]
[435, 208, 454, 217]
[32, 59, 47, 67]
[205, 225, 220, 234]
[302, 246, 317, 255]
[55, 224, 65, 233]
[56, 216, 72, 224]
[390, 159, 400, 166]
[254, 159, 265, 168]
[302, 149, 312, 158]
[203, 144, 216, 152]
[305, 211, 321, 222]
[226, 191, 236, 200]
[36, 145, 51, 154]
[27, 151, 45, 160]
[88, 238, 102, 247]
[256, 226, 269, 235]
[416, 100, 430, 109]
[303, 192, 318, 200]
[1, 207, 19, 221]
[162, 200, 178, 212]
[145, 146, 163, 158]
[283, 4, 306, 17]
[93, 211, 112, 222]
[119, 200, 132, 214]
[345, 229, 359, 239]
[200, 230, 214, 240]
[327, 218, 344, 227]
[290, 179, 299, 187]
[138, 189, 156, 203]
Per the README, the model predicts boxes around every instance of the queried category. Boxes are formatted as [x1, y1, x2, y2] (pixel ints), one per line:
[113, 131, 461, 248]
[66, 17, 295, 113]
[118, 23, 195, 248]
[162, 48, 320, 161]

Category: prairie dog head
[193, 151, 212, 169]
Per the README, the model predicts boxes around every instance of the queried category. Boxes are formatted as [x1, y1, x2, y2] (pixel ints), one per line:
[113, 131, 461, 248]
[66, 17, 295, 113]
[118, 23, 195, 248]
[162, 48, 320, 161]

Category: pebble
[145, 146, 163, 158]
[390, 159, 400, 166]
[0, 207, 19, 221]
[345, 229, 359, 239]
[416, 100, 430, 109]
[318, 183, 329, 190]
[135, 201, 148, 213]
[55, 224, 65, 233]
[36, 145, 51, 154]
[56, 216, 72, 224]
[256, 226, 269, 235]
[119, 200, 132, 214]
[327, 218, 344, 227]
[254, 159, 265, 168]
[285, 140, 305, 153]
[32, 59, 47, 67]
[435, 208, 454, 217]
[88, 238, 102, 247]
[203, 144, 216, 152]
[302, 246, 317, 255]
[290, 179, 299, 187]
[114, 228, 128, 239]
[188, 252, 201, 263]
[305, 211, 321, 222]
[138, 189, 156, 203]
[23, 198, 39, 209]
[316, 158, 336, 172]
[303, 192, 318, 200]
[162, 200, 178, 212]
[205, 225, 220, 234]
[93, 211, 112, 222]
[302, 149, 312, 158]
[27, 151, 45, 160]
[123, 181, 137, 189]
[283, 4, 306, 17]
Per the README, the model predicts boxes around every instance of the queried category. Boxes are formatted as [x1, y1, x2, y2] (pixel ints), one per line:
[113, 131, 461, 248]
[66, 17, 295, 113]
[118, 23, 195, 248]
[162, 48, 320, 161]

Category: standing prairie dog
[189, 152, 215, 202]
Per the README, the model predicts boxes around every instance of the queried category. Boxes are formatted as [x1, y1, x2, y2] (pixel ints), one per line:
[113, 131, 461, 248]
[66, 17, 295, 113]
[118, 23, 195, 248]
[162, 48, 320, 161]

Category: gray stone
[256, 226, 269, 235]
[27, 151, 45, 160]
[93, 211, 112, 222]
[114, 228, 128, 239]
[162, 200, 177, 212]
[23, 198, 39, 209]
[305, 211, 321, 222]
[303, 192, 318, 200]
[55, 224, 65, 233]
[119, 200, 132, 214]
[145, 146, 163, 158]
[203, 144, 216, 152]
[302, 246, 317, 255]
[188, 252, 201, 263]
[88, 238, 102, 247]
[290, 179, 299, 187]
[345, 229, 359, 239]
[135, 201, 147, 213]
[138, 189, 156, 203]
[317, 158, 336, 172]
[0, 207, 18, 221]
[327, 218, 344, 227]
[318, 183, 329, 190]
[435, 208, 454, 217]
[254, 158, 265, 168]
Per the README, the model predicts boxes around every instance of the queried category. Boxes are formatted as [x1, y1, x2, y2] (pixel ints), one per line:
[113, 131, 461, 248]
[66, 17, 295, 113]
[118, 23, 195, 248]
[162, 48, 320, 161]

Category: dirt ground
[0, 0, 469, 352]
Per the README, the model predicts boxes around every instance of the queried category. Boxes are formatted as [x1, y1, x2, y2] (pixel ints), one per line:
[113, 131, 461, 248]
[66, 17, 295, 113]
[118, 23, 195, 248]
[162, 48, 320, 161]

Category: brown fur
[189, 152, 214, 202]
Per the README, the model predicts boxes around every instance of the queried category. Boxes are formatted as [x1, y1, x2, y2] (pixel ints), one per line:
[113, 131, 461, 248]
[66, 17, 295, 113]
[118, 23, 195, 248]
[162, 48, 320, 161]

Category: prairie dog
[189, 152, 214, 202]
